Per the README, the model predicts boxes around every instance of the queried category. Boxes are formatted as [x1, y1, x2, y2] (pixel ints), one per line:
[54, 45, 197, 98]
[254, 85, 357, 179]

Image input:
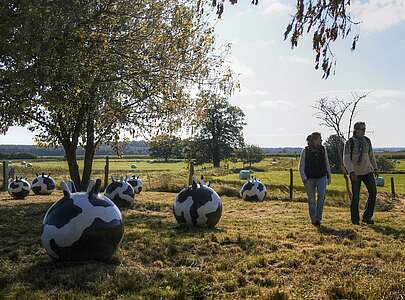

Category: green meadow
[0, 191, 405, 299]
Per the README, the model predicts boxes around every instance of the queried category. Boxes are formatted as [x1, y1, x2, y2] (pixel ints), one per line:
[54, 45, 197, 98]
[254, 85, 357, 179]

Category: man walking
[344, 122, 378, 225]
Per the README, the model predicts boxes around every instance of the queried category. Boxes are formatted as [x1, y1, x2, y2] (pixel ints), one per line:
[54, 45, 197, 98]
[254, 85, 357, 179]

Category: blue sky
[1, 0, 404, 147]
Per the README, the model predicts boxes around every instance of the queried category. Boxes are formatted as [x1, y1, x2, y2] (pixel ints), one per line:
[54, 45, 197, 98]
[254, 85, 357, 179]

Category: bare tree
[313, 92, 370, 199]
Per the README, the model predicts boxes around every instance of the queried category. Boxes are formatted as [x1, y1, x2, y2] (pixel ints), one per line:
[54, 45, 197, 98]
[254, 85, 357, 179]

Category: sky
[1, 0, 404, 147]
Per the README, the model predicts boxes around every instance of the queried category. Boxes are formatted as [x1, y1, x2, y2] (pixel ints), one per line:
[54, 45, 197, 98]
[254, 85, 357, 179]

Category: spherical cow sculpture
[8, 177, 31, 199]
[126, 176, 143, 194]
[32, 173, 56, 195]
[41, 179, 124, 261]
[104, 178, 135, 208]
[240, 178, 267, 201]
[173, 176, 222, 228]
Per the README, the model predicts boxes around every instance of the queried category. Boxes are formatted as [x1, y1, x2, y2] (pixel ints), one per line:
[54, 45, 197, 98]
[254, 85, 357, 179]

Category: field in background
[4, 156, 405, 198]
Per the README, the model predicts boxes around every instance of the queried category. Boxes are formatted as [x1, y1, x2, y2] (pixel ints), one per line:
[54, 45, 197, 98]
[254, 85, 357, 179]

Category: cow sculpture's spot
[126, 176, 143, 194]
[240, 178, 267, 201]
[41, 179, 124, 261]
[32, 173, 56, 195]
[173, 177, 222, 227]
[8, 177, 30, 199]
[105, 179, 135, 208]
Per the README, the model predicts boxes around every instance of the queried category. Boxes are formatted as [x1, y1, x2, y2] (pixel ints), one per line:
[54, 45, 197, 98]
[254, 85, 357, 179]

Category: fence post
[391, 177, 396, 200]
[103, 155, 109, 191]
[2, 161, 8, 192]
[289, 168, 293, 200]
[188, 160, 195, 186]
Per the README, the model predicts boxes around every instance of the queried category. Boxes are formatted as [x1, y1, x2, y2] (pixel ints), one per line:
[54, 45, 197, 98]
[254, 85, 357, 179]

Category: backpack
[349, 136, 371, 161]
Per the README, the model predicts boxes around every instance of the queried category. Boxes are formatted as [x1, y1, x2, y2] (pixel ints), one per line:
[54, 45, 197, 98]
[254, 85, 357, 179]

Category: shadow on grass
[369, 224, 405, 240]
[14, 258, 121, 293]
[317, 226, 359, 240]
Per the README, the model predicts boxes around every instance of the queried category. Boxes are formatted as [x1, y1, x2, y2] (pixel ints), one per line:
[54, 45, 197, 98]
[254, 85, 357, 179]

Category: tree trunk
[337, 143, 352, 201]
[64, 144, 81, 190]
[213, 149, 220, 168]
[81, 112, 96, 191]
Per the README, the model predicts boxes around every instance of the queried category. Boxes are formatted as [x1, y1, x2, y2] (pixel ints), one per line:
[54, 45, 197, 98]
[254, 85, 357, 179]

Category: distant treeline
[0, 143, 403, 158]
[0, 141, 149, 157]
[0, 152, 38, 159]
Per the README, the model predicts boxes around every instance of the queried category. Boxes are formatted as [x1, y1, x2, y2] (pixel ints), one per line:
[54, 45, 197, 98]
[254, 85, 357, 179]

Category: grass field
[4, 157, 405, 196]
[0, 191, 404, 299]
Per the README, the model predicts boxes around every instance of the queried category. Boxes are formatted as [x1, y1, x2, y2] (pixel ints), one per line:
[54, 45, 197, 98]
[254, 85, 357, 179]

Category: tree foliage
[0, 0, 233, 189]
[236, 144, 265, 166]
[324, 134, 345, 173]
[190, 93, 246, 167]
[206, 0, 360, 78]
[148, 134, 183, 161]
[376, 156, 395, 173]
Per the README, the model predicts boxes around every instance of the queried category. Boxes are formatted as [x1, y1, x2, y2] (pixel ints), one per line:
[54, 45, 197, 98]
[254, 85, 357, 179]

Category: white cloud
[279, 55, 313, 65]
[239, 103, 257, 111]
[259, 100, 297, 109]
[228, 56, 255, 77]
[236, 88, 271, 97]
[351, 0, 405, 32]
[261, 0, 292, 16]
[318, 89, 405, 100]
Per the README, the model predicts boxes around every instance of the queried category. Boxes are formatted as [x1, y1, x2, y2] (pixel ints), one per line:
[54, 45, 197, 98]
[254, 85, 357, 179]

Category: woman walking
[299, 132, 332, 226]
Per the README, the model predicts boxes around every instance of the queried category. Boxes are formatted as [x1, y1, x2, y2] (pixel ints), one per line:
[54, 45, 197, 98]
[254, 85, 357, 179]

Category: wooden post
[289, 168, 293, 200]
[2, 161, 7, 191]
[103, 155, 109, 191]
[391, 177, 396, 199]
[188, 160, 195, 186]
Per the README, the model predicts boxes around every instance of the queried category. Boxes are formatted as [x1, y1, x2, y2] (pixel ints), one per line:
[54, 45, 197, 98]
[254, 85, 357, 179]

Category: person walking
[299, 132, 332, 227]
[344, 122, 378, 225]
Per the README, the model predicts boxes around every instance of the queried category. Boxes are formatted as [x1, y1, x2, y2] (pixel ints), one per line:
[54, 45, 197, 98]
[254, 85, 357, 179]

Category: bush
[376, 156, 395, 172]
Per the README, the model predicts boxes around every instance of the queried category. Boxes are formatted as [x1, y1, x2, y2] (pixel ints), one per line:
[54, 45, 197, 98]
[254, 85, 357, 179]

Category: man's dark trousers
[350, 172, 377, 223]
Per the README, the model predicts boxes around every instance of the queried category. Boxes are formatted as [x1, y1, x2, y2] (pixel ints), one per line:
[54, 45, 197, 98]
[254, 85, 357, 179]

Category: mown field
[0, 190, 405, 299]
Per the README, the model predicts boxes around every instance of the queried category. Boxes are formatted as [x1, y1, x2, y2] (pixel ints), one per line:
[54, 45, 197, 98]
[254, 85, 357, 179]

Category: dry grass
[0, 190, 405, 299]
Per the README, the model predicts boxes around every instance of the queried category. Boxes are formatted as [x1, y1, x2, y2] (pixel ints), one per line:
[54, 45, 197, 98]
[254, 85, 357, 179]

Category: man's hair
[354, 122, 366, 130]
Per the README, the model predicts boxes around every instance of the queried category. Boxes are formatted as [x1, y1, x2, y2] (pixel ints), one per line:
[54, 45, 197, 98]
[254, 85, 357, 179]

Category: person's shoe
[362, 218, 374, 225]
[314, 221, 321, 227]
[352, 221, 360, 225]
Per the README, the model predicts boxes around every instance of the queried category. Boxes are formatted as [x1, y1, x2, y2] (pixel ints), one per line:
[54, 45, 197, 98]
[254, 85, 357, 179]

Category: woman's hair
[306, 135, 312, 146]
[307, 132, 322, 147]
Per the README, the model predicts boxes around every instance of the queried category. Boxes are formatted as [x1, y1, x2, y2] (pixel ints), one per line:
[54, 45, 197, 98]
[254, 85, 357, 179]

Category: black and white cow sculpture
[8, 177, 31, 199]
[104, 178, 135, 208]
[240, 178, 267, 201]
[41, 179, 124, 261]
[126, 176, 143, 194]
[173, 176, 222, 228]
[32, 173, 56, 195]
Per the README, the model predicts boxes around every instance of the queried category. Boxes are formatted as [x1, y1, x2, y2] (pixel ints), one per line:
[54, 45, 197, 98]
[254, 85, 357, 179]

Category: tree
[192, 94, 246, 168]
[203, 0, 360, 78]
[376, 156, 395, 173]
[148, 134, 183, 161]
[313, 92, 369, 198]
[237, 144, 265, 167]
[324, 134, 345, 173]
[0, 0, 233, 190]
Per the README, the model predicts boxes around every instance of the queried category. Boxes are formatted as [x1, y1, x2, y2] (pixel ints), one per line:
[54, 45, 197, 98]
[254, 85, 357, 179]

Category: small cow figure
[173, 176, 222, 228]
[104, 177, 135, 208]
[8, 177, 31, 199]
[240, 177, 267, 201]
[41, 179, 124, 261]
[32, 173, 56, 195]
[126, 175, 143, 194]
